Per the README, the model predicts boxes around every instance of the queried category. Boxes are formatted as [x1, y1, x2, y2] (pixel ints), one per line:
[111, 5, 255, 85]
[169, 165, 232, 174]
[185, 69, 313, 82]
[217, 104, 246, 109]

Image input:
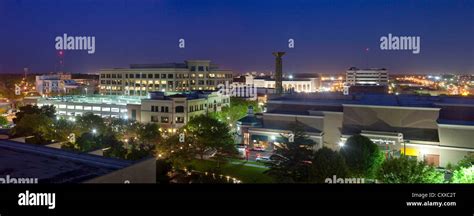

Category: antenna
[58, 50, 64, 72]
[23, 68, 28, 79]
[365, 48, 369, 68]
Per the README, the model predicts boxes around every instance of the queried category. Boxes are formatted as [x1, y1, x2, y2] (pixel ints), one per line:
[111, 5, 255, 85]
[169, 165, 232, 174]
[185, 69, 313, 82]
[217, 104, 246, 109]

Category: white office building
[99, 60, 233, 96]
[35, 73, 79, 96]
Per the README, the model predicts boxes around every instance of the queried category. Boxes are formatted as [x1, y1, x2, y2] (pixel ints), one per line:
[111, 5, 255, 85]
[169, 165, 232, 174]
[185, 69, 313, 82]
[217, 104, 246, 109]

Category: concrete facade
[99, 60, 233, 96]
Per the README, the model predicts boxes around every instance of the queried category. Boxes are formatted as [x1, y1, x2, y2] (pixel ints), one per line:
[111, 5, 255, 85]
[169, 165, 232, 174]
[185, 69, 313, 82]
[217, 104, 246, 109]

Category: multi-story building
[35, 73, 79, 96]
[133, 91, 230, 128]
[99, 60, 233, 96]
[345, 67, 389, 86]
[25, 90, 230, 129]
[245, 74, 320, 93]
[237, 93, 474, 167]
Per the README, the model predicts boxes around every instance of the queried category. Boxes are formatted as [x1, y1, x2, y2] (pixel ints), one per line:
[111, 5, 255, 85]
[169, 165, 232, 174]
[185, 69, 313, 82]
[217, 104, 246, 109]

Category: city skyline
[0, 0, 473, 75]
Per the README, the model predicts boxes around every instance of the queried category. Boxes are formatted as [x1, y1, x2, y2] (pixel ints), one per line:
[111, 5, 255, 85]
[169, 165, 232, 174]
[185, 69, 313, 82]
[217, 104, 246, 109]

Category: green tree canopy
[267, 122, 316, 183]
[451, 166, 474, 183]
[377, 156, 444, 183]
[211, 97, 261, 125]
[13, 104, 56, 124]
[74, 132, 107, 152]
[185, 115, 236, 161]
[0, 116, 8, 127]
[11, 113, 54, 144]
[340, 135, 384, 178]
[450, 155, 473, 183]
[311, 147, 349, 183]
[52, 118, 76, 142]
[75, 112, 107, 135]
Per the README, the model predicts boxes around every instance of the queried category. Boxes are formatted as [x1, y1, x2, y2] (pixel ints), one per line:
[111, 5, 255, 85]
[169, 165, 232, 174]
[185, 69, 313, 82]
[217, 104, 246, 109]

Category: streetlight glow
[338, 141, 345, 147]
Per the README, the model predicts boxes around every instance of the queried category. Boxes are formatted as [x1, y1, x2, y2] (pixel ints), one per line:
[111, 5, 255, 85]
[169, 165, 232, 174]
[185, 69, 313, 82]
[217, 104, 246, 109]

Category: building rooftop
[268, 93, 474, 109]
[0, 140, 131, 183]
[145, 91, 220, 101]
[130, 63, 188, 69]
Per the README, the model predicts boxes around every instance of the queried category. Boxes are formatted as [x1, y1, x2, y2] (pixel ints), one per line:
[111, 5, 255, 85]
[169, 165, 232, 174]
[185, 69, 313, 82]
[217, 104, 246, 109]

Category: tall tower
[272, 52, 285, 95]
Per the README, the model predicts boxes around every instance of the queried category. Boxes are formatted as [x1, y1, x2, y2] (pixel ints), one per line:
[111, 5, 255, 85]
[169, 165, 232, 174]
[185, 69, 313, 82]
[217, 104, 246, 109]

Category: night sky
[0, 0, 473, 75]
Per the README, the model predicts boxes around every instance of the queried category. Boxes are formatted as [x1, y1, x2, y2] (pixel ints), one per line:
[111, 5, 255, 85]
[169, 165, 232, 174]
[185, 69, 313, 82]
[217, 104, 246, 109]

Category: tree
[156, 159, 172, 184]
[75, 112, 106, 135]
[13, 104, 56, 124]
[185, 115, 236, 161]
[377, 156, 444, 183]
[75, 132, 102, 152]
[137, 123, 161, 147]
[450, 155, 473, 183]
[52, 118, 76, 142]
[340, 135, 384, 178]
[157, 132, 196, 168]
[11, 113, 54, 144]
[311, 147, 349, 183]
[451, 166, 474, 183]
[0, 116, 8, 127]
[210, 97, 261, 126]
[267, 122, 316, 183]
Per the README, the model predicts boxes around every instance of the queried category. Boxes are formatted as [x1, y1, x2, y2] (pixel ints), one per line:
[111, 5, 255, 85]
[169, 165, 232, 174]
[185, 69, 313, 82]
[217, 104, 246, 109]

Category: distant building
[346, 67, 388, 86]
[0, 139, 155, 183]
[35, 73, 79, 96]
[99, 60, 233, 96]
[245, 73, 320, 93]
[237, 93, 474, 167]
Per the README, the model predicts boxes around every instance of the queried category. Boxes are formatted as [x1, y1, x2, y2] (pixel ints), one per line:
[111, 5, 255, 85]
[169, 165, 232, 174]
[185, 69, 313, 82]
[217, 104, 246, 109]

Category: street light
[338, 141, 345, 147]
[92, 129, 97, 134]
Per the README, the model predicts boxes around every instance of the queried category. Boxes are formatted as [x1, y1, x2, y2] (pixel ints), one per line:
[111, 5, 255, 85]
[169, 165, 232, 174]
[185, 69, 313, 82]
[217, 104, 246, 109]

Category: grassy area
[229, 158, 266, 166]
[189, 159, 274, 183]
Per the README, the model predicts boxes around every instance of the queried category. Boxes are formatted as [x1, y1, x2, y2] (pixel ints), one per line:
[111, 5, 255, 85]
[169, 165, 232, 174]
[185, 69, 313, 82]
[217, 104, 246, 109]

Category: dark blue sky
[0, 0, 473, 74]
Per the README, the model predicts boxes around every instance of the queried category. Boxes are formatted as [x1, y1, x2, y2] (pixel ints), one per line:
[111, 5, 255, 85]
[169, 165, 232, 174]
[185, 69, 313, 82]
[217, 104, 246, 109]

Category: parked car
[251, 146, 266, 152]
[256, 156, 272, 163]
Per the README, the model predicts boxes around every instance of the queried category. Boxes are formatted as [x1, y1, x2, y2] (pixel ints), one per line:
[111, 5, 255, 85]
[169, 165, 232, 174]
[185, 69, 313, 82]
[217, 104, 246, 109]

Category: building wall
[346, 68, 388, 86]
[36, 73, 73, 95]
[322, 112, 344, 150]
[37, 100, 129, 118]
[86, 157, 156, 183]
[438, 124, 474, 149]
[342, 105, 440, 131]
[251, 79, 318, 92]
[99, 60, 233, 96]
[139, 93, 229, 128]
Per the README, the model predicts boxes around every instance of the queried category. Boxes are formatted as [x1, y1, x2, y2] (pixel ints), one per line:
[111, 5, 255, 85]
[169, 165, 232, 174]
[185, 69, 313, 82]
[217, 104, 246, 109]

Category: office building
[99, 60, 233, 96]
[35, 73, 79, 96]
[131, 91, 230, 128]
[245, 74, 320, 93]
